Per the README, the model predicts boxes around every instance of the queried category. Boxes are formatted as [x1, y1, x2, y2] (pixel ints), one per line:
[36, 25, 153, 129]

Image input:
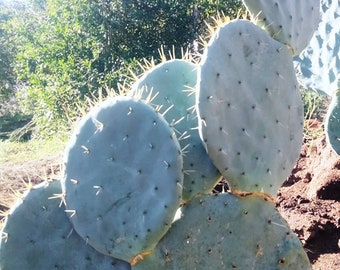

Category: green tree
[0, 0, 45, 102]
[8, 0, 243, 137]
[0, 1, 15, 101]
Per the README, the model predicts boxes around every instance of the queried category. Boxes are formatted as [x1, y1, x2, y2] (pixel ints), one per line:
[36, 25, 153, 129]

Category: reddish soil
[276, 135, 340, 269]
[0, 127, 339, 269]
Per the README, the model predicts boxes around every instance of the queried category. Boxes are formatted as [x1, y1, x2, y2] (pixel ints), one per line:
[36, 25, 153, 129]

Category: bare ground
[0, 132, 339, 269]
[276, 135, 340, 269]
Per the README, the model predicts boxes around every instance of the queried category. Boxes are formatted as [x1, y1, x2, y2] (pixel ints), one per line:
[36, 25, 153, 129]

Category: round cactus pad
[197, 20, 304, 196]
[131, 59, 221, 202]
[62, 96, 183, 262]
[242, 0, 320, 56]
[0, 181, 130, 270]
[132, 193, 311, 269]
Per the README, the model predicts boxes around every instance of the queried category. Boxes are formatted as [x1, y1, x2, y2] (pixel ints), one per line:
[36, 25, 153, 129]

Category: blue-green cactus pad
[294, 0, 339, 95]
[62, 96, 183, 262]
[197, 20, 304, 196]
[131, 59, 221, 202]
[132, 193, 311, 269]
[242, 0, 320, 56]
[325, 89, 340, 154]
[0, 181, 130, 269]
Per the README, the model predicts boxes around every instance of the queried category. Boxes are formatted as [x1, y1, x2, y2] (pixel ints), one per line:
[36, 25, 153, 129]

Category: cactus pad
[242, 0, 320, 55]
[325, 88, 340, 155]
[294, 0, 339, 95]
[132, 193, 311, 269]
[0, 181, 130, 269]
[131, 59, 221, 202]
[197, 20, 304, 196]
[62, 96, 183, 262]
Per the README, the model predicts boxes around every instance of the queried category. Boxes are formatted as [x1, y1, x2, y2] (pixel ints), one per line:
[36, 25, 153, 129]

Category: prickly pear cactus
[132, 193, 311, 269]
[62, 96, 183, 263]
[242, 0, 320, 56]
[325, 88, 340, 154]
[197, 19, 304, 196]
[131, 59, 221, 202]
[0, 181, 130, 270]
[294, 0, 339, 95]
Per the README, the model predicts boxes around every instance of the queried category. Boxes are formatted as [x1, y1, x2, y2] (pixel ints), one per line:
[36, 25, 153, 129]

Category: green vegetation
[0, 0, 243, 138]
[302, 88, 330, 122]
[301, 88, 330, 143]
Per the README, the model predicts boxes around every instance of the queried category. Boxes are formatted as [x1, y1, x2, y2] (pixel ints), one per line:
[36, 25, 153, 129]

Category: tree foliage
[2, 0, 243, 137]
[0, 1, 15, 101]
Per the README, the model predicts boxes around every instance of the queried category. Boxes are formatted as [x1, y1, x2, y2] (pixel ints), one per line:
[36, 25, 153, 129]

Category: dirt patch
[276, 135, 340, 269]
[0, 132, 339, 269]
[0, 152, 63, 214]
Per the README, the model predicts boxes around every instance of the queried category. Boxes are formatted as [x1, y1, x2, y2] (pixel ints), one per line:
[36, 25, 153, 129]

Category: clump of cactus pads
[62, 96, 183, 263]
[132, 193, 311, 269]
[325, 87, 340, 155]
[197, 20, 304, 196]
[0, 181, 130, 270]
[242, 0, 320, 56]
[294, 0, 339, 95]
[130, 59, 221, 202]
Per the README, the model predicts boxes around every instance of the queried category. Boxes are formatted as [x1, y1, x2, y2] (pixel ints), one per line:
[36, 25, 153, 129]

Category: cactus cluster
[2, 0, 330, 269]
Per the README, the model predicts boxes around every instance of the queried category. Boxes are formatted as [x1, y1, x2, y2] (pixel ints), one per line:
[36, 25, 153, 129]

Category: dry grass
[0, 137, 66, 164]
[0, 138, 64, 228]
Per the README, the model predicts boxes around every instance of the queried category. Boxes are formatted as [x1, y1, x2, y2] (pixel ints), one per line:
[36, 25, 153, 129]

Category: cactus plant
[197, 19, 304, 196]
[242, 0, 320, 56]
[130, 59, 221, 202]
[294, 0, 339, 96]
[132, 193, 311, 269]
[61, 96, 183, 263]
[2, 4, 314, 269]
[0, 181, 130, 269]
